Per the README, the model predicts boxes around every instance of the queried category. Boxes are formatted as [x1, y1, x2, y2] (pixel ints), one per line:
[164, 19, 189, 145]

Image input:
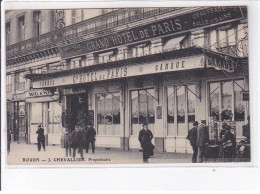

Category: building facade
[6, 7, 249, 153]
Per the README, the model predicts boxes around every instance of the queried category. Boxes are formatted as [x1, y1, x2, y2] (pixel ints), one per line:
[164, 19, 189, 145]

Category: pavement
[7, 142, 192, 166]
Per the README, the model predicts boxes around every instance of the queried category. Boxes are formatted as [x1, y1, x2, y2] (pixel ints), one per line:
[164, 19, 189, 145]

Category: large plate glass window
[130, 89, 155, 135]
[96, 92, 121, 135]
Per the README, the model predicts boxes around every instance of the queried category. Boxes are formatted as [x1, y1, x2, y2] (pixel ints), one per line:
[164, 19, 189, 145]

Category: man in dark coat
[86, 123, 96, 153]
[138, 122, 154, 163]
[187, 121, 198, 163]
[222, 125, 236, 162]
[197, 120, 209, 163]
[36, 125, 45, 151]
[71, 125, 84, 158]
[64, 129, 71, 157]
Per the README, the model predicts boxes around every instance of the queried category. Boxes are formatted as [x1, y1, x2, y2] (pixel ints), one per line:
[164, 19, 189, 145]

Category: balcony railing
[7, 8, 181, 60]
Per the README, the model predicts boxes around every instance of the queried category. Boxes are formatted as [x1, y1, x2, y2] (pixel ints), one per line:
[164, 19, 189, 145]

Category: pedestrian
[71, 124, 84, 159]
[197, 120, 209, 163]
[187, 121, 198, 163]
[222, 125, 236, 162]
[138, 122, 155, 163]
[64, 129, 71, 157]
[86, 123, 96, 153]
[36, 125, 45, 152]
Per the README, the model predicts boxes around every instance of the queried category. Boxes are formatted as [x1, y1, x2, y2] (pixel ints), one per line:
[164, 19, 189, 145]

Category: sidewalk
[7, 142, 192, 165]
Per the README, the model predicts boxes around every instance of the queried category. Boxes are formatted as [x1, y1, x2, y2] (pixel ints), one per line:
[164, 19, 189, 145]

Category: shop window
[209, 82, 220, 121]
[166, 84, 196, 136]
[234, 80, 245, 121]
[187, 85, 195, 123]
[166, 87, 175, 136]
[48, 102, 62, 134]
[208, 79, 245, 121]
[130, 89, 155, 135]
[96, 92, 121, 135]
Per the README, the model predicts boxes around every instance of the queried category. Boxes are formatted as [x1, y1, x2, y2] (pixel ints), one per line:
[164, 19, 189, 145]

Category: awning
[163, 35, 186, 51]
[25, 95, 59, 103]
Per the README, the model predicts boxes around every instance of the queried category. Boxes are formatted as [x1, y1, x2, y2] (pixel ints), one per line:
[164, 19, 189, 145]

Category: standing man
[86, 123, 96, 153]
[64, 129, 71, 157]
[222, 125, 236, 162]
[197, 120, 209, 163]
[138, 122, 154, 163]
[187, 121, 198, 163]
[71, 124, 84, 159]
[36, 125, 45, 152]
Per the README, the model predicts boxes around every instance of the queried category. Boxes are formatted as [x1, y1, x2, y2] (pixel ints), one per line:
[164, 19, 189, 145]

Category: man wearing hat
[36, 125, 45, 151]
[222, 125, 236, 162]
[187, 121, 199, 163]
[197, 120, 209, 163]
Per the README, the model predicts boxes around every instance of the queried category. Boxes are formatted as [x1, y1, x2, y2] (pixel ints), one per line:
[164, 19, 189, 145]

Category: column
[150, 37, 162, 54]
[153, 76, 164, 153]
[190, 29, 205, 48]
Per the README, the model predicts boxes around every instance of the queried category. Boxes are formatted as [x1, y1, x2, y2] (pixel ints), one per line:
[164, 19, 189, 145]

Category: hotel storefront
[27, 47, 249, 153]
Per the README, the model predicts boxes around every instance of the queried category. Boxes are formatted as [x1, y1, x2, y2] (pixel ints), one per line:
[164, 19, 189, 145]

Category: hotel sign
[32, 55, 205, 88]
[59, 7, 244, 59]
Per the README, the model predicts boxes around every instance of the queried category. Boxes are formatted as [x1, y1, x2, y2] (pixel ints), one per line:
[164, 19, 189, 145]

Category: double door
[165, 84, 196, 153]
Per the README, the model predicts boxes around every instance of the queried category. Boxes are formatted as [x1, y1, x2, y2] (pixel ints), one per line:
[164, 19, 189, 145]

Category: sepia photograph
[4, 5, 250, 166]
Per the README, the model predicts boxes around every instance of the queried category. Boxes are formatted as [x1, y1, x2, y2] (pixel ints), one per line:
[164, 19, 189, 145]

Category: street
[7, 142, 192, 165]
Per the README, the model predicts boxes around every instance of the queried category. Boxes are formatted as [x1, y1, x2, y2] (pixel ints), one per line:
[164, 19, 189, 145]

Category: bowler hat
[193, 121, 198, 126]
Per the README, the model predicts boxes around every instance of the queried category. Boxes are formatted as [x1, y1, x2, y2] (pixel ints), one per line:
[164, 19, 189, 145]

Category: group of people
[187, 120, 236, 163]
[64, 123, 96, 158]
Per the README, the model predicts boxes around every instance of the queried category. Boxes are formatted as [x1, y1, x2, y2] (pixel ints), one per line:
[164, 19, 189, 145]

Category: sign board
[32, 55, 205, 88]
[207, 55, 236, 72]
[59, 7, 244, 59]
[12, 93, 26, 101]
[62, 88, 87, 95]
[156, 106, 162, 119]
[26, 89, 53, 98]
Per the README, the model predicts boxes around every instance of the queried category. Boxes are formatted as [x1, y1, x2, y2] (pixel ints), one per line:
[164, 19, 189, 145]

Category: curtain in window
[234, 80, 245, 121]
[187, 85, 195, 123]
[209, 82, 220, 121]
[167, 87, 175, 136]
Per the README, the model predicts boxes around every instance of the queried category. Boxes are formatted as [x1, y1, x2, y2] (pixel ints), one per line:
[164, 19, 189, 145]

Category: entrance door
[29, 102, 43, 144]
[165, 85, 196, 153]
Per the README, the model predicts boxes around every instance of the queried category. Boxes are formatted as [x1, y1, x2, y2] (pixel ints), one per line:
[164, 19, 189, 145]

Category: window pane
[218, 30, 227, 47]
[234, 80, 245, 121]
[104, 93, 113, 125]
[139, 90, 147, 124]
[147, 89, 155, 124]
[112, 92, 120, 124]
[228, 28, 236, 45]
[167, 87, 175, 123]
[96, 94, 104, 125]
[177, 86, 185, 123]
[221, 81, 233, 120]
[209, 82, 220, 121]
[131, 91, 139, 124]
[187, 85, 195, 123]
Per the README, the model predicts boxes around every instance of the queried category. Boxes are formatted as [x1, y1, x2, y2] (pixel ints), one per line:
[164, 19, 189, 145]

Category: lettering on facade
[59, 7, 243, 59]
[33, 56, 205, 88]
[207, 56, 236, 73]
[72, 67, 128, 84]
[27, 89, 52, 98]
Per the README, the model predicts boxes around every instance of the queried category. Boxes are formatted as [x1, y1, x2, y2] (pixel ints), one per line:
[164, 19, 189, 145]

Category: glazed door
[165, 85, 196, 153]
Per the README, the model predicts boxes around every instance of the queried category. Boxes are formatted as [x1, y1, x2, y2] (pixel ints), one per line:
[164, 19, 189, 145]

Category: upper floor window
[98, 51, 115, 63]
[132, 43, 151, 58]
[33, 11, 41, 37]
[18, 15, 25, 41]
[71, 10, 76, 24]
[6, 22, 11, 46]
[206, 24, 238, 51]
[15, 72, 26, 91]
[163, 34, 190, 52]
